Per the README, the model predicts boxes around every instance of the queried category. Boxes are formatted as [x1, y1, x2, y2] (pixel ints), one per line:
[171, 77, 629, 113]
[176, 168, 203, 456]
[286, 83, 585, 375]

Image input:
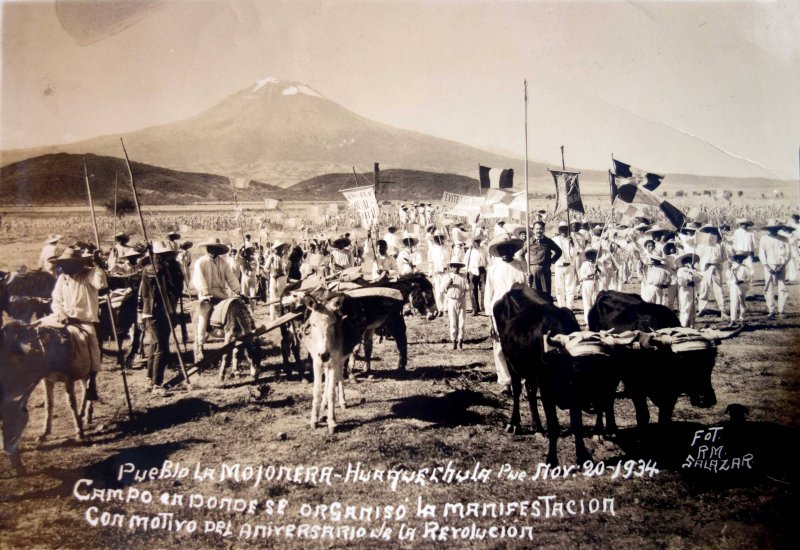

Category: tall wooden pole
[112, 173, 118, 238]
[562, 146, 571, 237]
[523, 79, 531, 276]
[119, 139, 193, 389]
[83, 160, 134, 421]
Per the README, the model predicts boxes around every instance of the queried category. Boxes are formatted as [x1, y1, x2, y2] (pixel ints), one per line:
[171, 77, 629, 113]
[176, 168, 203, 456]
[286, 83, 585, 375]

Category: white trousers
[678, 286, 696, 328]
[446, 298, 466, 342]
[554, 265, 576, 309]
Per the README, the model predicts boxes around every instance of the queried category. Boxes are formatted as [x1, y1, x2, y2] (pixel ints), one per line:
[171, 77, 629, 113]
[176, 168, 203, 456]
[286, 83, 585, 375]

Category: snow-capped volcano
[1, 78, 534, 187]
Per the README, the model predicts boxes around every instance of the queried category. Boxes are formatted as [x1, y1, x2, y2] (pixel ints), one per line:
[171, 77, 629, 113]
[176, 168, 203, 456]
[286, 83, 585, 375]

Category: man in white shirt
[484, 234, 527, 390]
[758, 219, 792, 319]
[48, 247, 107, 400]
[428, 231, 450, 315]
[731, 219, 756, 268]
[551, 221, 578, 310]
[695, 226, 727, 320]
[191, 238, 241, 359]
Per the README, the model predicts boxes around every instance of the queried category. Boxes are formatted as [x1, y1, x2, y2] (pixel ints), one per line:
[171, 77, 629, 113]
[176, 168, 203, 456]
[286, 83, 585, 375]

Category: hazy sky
[2, 0, 799, 180]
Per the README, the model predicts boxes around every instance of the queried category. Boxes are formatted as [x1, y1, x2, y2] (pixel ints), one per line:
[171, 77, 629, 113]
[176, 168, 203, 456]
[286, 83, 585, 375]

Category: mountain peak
[250, 77, 324, 99]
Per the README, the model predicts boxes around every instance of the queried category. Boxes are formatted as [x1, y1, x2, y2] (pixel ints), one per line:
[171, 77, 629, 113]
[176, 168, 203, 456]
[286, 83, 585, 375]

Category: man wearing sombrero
[397, 232, 420, 276]
[444, 259, 469, 350]
[107, 233, 131, 272]
[731, 218, 756, 268]
[484, 233, 527, 390]
[47, 247, 107, 400]
[696, 224, 727, 320]
[166, 231, 182, 253]
[726, 252, 752, 325]
[758, 219, 792, 319]
[329, 236, 354, 274]
[675, 251, 701, 327]
[191, 238, 241, 359]
[265, 240, 290, 320]
[38, 234, 62, 276]
[428, 230, 450, 315]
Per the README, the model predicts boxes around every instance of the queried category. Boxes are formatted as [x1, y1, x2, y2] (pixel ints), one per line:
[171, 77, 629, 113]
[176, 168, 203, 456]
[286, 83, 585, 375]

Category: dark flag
[612, 159, 664, 191]
[550, 170, 585, 215]
[609, 170, 619, 204]
[479, 165, 514, 189]
[613, 182, 686, 229]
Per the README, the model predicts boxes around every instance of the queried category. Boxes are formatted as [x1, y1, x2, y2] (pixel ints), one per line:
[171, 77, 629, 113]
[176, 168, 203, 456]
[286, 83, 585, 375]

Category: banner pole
[84, 160, 134, 421]
[120, 138, 193, 389]
[523, 79, 531, 277]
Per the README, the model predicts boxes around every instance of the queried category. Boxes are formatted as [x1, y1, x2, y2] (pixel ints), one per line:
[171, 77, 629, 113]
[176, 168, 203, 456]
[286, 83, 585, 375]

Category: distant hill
[0, 153, 288, 206]
[287, 169, 484, 201]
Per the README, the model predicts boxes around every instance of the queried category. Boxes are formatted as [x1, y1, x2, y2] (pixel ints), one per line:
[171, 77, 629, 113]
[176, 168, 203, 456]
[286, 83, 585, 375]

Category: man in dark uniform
[526, 220, 561, 297]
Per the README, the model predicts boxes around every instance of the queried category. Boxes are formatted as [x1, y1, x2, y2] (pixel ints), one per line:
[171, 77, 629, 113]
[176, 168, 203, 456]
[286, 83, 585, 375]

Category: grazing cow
[494, 284, 624, 466]
[0, 269, 56, 324]
[588, 290, 741, 430]
[0, 321, 93, 473]
[301, 289, 404, 434]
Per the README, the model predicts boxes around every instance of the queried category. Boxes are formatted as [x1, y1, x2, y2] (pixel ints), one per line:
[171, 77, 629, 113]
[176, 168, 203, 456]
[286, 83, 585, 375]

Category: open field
[1, 220, 799, 549]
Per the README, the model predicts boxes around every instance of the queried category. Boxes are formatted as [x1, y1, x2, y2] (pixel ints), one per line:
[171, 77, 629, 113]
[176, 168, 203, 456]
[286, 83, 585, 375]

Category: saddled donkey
[348, 273, 438, 373]
[301, 289, 404, 434]
[0, 321, 94, 473]
[201, 297, 262, 381]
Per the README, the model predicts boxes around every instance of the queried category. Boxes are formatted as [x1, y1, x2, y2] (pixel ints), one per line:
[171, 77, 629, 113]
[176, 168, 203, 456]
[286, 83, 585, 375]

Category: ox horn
[700, 324, 744, 341]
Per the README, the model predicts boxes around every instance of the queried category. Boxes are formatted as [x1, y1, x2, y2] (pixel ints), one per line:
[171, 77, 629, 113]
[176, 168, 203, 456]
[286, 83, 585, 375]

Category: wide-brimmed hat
[120, 248, 143, 260]
[731, 252, 749, 262]
[48, 247, 93, 267]
[180, 241, 193, 250]
[558, 221, 569, 229]
[676, 252, 699, 265]
[432, 231, 447, 244]
[44, 233, 62, 244]
[634, 222, 651, 232]
[512, 226, 528, 240]
[401, 232, 419, 247]
[332, 237, 351, 249]
[166, 231, 181, 240]
[272, 239, 289, 251]
[448, 260, 465, 268]
[698, 224, 721, 237]
[645, 225, 669, 236]
[761, 218, 788, 231]
[736, 218, 754, 227]
[582, 248, 598, 261]
[114, 232, 130, 242]
[488, 233, 524, 257]
[198, 237, 230, 254]
[662, 240, 678, 255]
[151, 240, 177, 256]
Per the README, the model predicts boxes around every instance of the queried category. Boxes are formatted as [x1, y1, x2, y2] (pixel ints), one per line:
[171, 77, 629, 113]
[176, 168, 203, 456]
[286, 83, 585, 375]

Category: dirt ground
[1, 230, 799, 549]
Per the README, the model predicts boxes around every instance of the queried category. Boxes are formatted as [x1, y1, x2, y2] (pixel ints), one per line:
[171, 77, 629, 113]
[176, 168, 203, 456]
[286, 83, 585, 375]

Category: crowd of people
[26, 199, 800, 398]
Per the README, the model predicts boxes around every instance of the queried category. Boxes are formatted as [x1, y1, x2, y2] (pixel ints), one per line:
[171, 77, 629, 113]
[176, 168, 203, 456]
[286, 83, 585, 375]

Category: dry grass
[1, 231, 799, 549]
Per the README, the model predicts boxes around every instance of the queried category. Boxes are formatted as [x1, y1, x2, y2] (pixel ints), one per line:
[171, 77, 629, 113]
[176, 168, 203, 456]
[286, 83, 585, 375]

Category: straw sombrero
[582, 248, 598, 261]
[198, 238, 230, 254]
[401, 232, 419, 247]
[736, 218, 754, 227]
[332, 237, 351, 249]
[761, 218, 789, 231]
[272, 239, 289, 251]
[448, 260, 465, 268]
[48, 247, 93, 267]
[676, 252, 699, 265]
[44, 234, 62, 244]
[167, 231, 181, 240]
[488, 234, 524, 257]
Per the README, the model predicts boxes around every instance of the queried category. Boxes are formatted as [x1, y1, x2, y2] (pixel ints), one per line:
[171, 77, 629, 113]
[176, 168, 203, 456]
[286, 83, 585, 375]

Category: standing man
[38, 234, 62, 276]
[428, 231, 450, 316]
[758, 219, 792, 319]
[731, 219, 756, 269]
[464, 237, 488, 315]
[48, 247, 107, 400]
[166, 231, 182, 252]
[107, 233, 130, 272]
[138, 240, 181, 394]
[526, 220, 561, 298]
[265, 240, 289, 320]
[696, 225, 727, 320]
[191, 238, 241, 360]
[551, 221, 577, 310]
[329, 236, 353, 273]
[484, 233, 527, 391]
[444, 260, 469, 350]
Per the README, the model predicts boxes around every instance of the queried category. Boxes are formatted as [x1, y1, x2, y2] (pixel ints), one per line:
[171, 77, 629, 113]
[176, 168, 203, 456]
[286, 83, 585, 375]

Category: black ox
[494, 284, 627, 466]
[588, 290, 741, 431]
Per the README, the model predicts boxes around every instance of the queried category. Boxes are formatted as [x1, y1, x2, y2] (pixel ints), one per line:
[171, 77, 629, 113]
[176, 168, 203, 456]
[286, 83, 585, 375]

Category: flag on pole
[611, 159, 664, 191]
[612, 182, 686, 229]
[550, 170, 585, 215]
[264, 198, 281, 210]
[479, 165, 514, 189]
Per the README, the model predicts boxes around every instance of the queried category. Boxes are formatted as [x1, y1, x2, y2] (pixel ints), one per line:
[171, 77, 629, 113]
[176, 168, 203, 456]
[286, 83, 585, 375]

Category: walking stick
[119, 139, 193, 389]
[83, 160, 134, 422]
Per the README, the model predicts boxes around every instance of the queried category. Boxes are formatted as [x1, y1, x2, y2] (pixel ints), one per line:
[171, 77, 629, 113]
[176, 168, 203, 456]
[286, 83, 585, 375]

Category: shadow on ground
[387, 389, 502, 428]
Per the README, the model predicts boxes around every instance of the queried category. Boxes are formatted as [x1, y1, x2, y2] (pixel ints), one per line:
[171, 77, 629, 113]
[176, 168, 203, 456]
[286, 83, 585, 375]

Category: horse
[0, 320, 94, 474]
